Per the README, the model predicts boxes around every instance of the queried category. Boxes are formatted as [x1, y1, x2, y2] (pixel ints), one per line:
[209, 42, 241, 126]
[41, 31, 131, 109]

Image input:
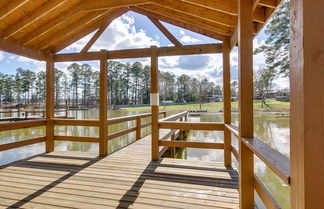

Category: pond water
[0, 108, 290, 209]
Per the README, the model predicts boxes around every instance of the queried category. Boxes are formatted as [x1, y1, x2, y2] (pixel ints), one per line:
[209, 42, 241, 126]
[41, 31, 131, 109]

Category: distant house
[268, 90, 290, 102]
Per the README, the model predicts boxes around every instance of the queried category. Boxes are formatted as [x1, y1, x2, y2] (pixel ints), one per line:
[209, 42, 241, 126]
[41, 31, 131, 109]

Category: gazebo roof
[0, 0, 281, 60]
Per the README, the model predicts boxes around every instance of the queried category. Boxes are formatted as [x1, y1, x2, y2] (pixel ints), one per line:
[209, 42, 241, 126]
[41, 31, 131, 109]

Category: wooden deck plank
[0, 131, 239, 209]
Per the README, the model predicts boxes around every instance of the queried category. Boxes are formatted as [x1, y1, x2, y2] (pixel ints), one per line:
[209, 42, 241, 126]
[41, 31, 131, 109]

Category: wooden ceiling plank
[2, 0, 69, 39]
[150, 0, 237, 27]
[0, 37, 45, 60]
[50, 8, 129, 53]
[181, 0, 237, 15]
[131, 6, 228, 41]
[38, 10, 112, 50]
[0, 0, 29, 20]
[19, 0, 91, 46]
[138, 4, 232, 36]
[85, 0, 149, 11]
[181, 0, 266, 23]
[148, 17, 182, 47]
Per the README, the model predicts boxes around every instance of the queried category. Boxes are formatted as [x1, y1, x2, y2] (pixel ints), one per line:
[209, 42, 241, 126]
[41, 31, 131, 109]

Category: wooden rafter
[50, 8, 129, 53]
[37, 10, 111, 50]
[259, 0, 277, 8]
[147, 17, 182, 47]
[80, 9, 123, 53]
[150, 0, 237, 27]
[131, 6, 228, 41]
[19, 0, 93, 46]
[0, 37, 45, 61]
[80, 26, 108, 53]
[1, 0, 69, 39]
[138, 5, 232, 36]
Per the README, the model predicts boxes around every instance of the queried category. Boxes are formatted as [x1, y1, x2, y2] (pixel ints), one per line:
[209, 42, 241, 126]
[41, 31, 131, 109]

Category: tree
[55, 68, 64, 107]
[35, 71, 46, 106]
[254, 0, 290, 76]
[67, 63, 81, 107]
[254, 67, 276, 107]
[80, 64, 93, 106]
[177, 74, 190, 102]
[231, 81, 238, 98]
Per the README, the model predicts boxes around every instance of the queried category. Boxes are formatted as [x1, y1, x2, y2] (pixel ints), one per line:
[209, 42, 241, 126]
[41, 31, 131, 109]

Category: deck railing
[157, 111, 290, 209]
[225, 123, 290, 209]
[0, 111, 166, 152]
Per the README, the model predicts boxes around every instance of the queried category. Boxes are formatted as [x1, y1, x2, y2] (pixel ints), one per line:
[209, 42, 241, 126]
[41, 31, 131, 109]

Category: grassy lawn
[122, 99, 290, 112]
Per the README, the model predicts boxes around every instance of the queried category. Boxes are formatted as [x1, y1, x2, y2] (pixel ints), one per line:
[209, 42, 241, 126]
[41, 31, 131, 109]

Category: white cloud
[8, 55, 46, 72]
[0, 52, 4, 61]
[66, 14, 159, 52]
[179, 30, 201, 44]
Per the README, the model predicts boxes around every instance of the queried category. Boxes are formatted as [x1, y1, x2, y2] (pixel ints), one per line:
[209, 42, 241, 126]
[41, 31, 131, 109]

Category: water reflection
[170, 113, 290, 209]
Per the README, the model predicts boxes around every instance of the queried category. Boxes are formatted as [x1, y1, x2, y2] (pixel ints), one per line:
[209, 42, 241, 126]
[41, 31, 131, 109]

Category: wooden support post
[290, 0, 324, 208]
[45, 54, 55, 153]
[223, 38, 232, 167]
[179, 117, 184, 139]
[99, 50, 108, 157]
[151, 45, 159, 161]
[136, 116, 141, 140]
[238, 0, 254, 208]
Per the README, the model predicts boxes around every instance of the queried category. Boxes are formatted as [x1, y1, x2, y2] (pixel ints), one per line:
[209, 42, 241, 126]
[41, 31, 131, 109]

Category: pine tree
[254, 0, 290, 76]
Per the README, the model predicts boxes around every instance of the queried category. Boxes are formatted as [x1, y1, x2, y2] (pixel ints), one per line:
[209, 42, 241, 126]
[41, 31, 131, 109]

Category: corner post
[45, 53, 55, 153]
[290, 0, 324, 208]
[238, 0, 254, 208]
[223, 38, 232, 167]
[99, 50, 108, 157]
[151, 46, 159, 161]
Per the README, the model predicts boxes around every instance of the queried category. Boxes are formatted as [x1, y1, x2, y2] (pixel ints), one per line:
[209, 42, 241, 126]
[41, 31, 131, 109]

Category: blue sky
[0, 11, 288, 89]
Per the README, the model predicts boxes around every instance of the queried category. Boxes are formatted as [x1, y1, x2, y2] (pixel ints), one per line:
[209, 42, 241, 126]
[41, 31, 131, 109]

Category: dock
[0, 130, 239, 209]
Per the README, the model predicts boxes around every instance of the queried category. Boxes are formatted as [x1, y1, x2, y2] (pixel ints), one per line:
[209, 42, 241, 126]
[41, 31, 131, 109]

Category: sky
[0, 11, 289, 90]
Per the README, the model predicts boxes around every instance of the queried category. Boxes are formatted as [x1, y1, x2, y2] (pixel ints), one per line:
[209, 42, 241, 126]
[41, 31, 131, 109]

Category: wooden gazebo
[0, 0, 323, 208]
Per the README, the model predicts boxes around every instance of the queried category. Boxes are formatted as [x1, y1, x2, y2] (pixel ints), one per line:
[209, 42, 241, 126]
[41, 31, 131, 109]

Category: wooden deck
[0, 131, 239, 209]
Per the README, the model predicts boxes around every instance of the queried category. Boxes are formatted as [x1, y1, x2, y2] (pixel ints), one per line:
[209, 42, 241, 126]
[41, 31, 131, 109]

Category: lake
[0, 108, 290, 209]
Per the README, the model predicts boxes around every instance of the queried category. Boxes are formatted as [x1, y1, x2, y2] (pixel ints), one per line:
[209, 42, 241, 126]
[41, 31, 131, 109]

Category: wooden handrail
[159, 121, 224, 130]
[242, 137, 290, 184]
[225, 123, 239, 138]
[0, 119, 48, 131]
[159, 140, 224, 149]
[159, 111, 187, 122]
[53, 119, 100, 126]
[0, 137, 46, 151]
[107, 111, 166, 125]
[108, 127, 137, 140]
[54, 136, 99, 142]
[254, 175, 281, 209]
[231, 146, 239, 161]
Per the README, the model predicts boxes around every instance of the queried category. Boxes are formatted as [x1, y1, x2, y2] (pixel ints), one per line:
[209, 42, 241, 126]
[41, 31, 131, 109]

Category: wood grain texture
[290, 0, 324, 208]
[0, 132, 239, 209]
[238, 0, 254, 208]
[45, 54, 55, 153]
[99, 50, 108, 156]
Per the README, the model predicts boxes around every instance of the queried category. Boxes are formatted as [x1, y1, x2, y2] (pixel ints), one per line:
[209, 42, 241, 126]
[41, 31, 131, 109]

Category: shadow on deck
[0, 136, 239, 209]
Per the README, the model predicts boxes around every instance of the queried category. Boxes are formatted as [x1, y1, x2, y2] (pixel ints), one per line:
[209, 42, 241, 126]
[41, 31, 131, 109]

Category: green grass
[122, 99, 290, 112]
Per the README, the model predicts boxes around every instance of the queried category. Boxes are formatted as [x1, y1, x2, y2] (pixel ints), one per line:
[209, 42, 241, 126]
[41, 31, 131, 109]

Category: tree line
[0, 61, 225, 108]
